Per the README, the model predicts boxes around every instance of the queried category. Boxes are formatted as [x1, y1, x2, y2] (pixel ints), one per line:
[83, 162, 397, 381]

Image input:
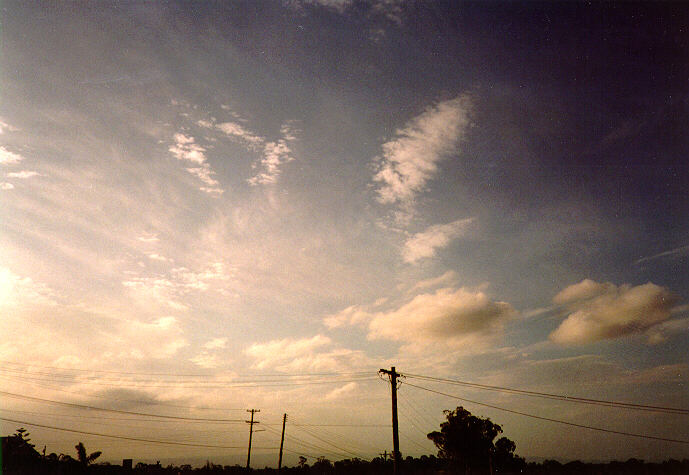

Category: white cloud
[402, 218, 475, 263]
[1, 182, 14, 190]
[190, 351, 222, 368]
[216, 121, 264, 148]
[0, 119, 19, 134]
[409, 270, 459, 291]
[247, 121, 298, 186]
[147, 253, 172, 262]
[367, 287, 515, 350]
[204, 337, 228, 349]
[550, 280, 680, 345]
[169, 133, 224, 194]
[324, 304, 373, 329]
[6, 170, 40, 179]
[0, 267, 56, 308]
[137, 234, 159, 243]
[169, 133, 206, 164]
[122, 262, 233, 309]
[325, 382, 358, 400]
[373, 94, 472, 206]
[245, 335, 371, 372]
[0, 146, 25, 165]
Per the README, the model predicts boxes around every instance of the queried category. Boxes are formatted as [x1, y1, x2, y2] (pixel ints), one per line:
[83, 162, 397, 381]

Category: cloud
[169, 133, 224, 194]
[550, 280, 680, 345]
[0, 266, 56, 308]
[324, 304, 373, 329]
[0, 119, 19, 134]
[1, 182, 14, 190]
[367, 287, 515, 349]
[169, 133, 206, 164]
[204, 337, 228, 349]
[325, 382, 358, 400]
[402, 218, 475, 263]
[635, 244, 689, 265]
[645, 318, 689, 345]
[217, 121, 264, 148]
[6, 170, 40, 179]
[122, 262, 234, 309]
[245, 335, 371, 372]
[0, 146, 25, 165]
[189, 351, 222, 368]
[247, 121, 298, 186]
[137, 234, 159, 243]
[147, 253, 172, 262]
[373, 94, 472, 206]
[409, 270, 459, 292]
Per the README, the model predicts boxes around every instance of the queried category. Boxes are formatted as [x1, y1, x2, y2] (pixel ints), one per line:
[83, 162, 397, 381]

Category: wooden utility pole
[246, 409, 260, 470]
[277, 413, 287, 473]
[379, 367, 401, 475]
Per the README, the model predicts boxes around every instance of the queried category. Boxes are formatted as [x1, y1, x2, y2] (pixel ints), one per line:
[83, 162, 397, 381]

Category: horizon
[1, 0, 688, 468]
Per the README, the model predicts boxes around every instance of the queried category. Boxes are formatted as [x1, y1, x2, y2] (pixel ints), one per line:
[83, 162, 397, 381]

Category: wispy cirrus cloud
[373, 94, 472, 216]
[635, 244, 689, 265]
[550, 279, 681, 345]
[245, 335, 371, 372]
[402, 217, 475, 263]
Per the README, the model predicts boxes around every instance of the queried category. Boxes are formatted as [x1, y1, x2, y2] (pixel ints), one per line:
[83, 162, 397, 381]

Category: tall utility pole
[379, 367, 401, 475]
[246, 409, 260, 470]
[277, 413, 287, 473]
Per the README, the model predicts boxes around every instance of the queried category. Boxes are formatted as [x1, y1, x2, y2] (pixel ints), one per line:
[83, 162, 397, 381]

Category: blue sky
[1, 0, 688, 466]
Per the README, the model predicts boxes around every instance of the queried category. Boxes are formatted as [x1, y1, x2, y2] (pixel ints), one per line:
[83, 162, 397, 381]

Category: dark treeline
[4, 428, 689, 475]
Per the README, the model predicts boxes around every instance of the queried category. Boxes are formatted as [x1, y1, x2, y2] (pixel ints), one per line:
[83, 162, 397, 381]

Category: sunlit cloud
[550, 280, 680, 344]
[6, 170, 40, 179]
[247, 121, 298, 186]
[402, 218, 475, 263]
[373, 95, 472, 212]
[169, 132, 224, 194]
[0, 146, 24, 165]
[1, 182, 14, 190]
[245, 335, 371, 372]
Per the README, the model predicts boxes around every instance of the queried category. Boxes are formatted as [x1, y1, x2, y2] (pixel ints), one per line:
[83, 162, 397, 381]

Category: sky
[1, 0, 688, 467]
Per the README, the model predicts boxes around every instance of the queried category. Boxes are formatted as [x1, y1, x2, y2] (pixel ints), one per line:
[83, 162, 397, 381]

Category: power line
[403, 373, 689, 415]
[0, 391, 245, 422]
[403, 381, 689, 445]
[0, 416, 278, 450]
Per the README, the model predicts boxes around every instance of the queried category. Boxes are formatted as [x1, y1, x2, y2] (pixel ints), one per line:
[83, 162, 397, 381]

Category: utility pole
[379, 367, 401, 475]
[277, 413, 287, 473]
[246, 409, 260, 470]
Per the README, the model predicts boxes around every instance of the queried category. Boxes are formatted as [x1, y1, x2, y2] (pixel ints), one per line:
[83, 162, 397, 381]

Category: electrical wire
[403, 373, 689, 415]
[0, 391, 245, 422]
[0, 416, 278, 450]
[402, 381, 689, 445]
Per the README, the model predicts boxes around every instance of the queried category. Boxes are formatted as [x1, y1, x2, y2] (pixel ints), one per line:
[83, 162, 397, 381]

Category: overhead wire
[403, 373, 689, 415]
[0, 391, 245, 422]
[402, 381, 689, 445]
[0, 416, 278, 450]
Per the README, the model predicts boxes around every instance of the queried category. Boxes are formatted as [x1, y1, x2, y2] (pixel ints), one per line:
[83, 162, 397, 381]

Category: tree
[427, 406, 518, 474]
[75, 441, 102, 467]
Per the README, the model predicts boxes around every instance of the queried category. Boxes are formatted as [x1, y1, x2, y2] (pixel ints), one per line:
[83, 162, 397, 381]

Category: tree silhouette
[75, 441, 102, 467]
[427, 406, 518, 474]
